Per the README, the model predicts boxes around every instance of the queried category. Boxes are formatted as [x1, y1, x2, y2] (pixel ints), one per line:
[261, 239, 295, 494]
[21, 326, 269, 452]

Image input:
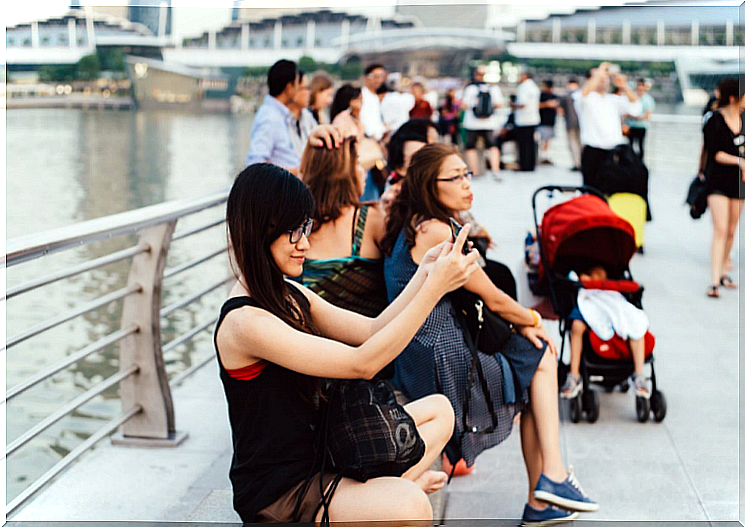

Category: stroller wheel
[620, 380, 630, 393]
[569, 396, 582, 423]
[636, 396, 650, 423]
[650, 390, 667, 422]
[584, 390, 599, 423]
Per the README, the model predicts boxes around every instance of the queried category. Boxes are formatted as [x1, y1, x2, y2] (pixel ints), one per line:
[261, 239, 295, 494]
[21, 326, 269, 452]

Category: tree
[77, 54, 100, 80]
[297, 55, 317, 73]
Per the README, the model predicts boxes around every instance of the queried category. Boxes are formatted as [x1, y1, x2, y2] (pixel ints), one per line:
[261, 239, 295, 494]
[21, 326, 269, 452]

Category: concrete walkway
[10, 118, 742, 524]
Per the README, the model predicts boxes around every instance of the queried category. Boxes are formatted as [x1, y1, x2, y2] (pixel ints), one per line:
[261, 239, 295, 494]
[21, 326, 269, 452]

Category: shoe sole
[533, 491, 599, 512]
[521, 511, 580, 526]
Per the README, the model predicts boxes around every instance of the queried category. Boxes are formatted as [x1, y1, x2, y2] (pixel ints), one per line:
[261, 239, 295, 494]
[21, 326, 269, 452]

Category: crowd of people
[225, 56, 742, 524]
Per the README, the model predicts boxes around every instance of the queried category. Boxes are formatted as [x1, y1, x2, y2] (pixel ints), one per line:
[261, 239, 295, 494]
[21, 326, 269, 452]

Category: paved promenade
[10, 118, 742, 524]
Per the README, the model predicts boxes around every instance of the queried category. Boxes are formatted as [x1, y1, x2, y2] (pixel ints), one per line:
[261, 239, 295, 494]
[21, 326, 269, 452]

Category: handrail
[169, 354, 216, 388]
[5, 243, 150, 300]
[5, 189, 229, 268]
[162, 317, 217, 354]
[5, 325, 140, 402]
[6, 365, 140, 457]
[5, 404, 143, 517]
[6, 188, 231, 512]
[160, 277, 232, 318]
[5, 283, 143, 350]
[171, 218, 225, 242]
[163, 247, 227, 280]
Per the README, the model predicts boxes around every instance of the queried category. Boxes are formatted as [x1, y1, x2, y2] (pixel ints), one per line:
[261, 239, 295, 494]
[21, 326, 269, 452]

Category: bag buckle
[475, 299, 484, 326]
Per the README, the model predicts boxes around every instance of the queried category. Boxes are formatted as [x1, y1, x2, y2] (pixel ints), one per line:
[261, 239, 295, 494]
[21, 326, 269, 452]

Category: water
[5, 108, 255, 503]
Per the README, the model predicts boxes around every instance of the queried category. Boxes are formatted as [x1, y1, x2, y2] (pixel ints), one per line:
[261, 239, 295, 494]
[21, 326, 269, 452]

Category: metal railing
[4, 189, 233, 516]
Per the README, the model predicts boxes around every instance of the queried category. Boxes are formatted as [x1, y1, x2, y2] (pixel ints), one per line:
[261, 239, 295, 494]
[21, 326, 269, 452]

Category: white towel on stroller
[577, 289, 649, 341]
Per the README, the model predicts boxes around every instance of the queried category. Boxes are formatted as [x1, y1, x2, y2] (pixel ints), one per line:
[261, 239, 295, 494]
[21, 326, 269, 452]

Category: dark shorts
[255, 472, 337, 523]
[465, 129, 496, 150]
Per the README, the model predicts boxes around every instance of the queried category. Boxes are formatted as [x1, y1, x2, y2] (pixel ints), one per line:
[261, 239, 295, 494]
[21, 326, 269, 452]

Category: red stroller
[530, 185, 667, 423]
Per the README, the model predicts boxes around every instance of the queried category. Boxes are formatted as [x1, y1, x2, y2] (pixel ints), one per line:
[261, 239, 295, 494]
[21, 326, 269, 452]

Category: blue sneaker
[521, 503, 579, 526]
[533, 467, 599, 512]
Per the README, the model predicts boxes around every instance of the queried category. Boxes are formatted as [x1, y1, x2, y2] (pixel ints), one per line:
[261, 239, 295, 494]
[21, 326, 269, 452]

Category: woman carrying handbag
[382, 143, 599, 525]
[215, 159, 480, 523]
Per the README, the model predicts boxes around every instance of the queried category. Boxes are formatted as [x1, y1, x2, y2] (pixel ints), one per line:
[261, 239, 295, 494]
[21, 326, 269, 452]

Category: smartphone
[608, 64, 621, 75]
[448, 217, 471, 255]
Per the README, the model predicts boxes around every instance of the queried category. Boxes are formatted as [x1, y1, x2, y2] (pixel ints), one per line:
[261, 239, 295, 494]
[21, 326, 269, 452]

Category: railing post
[114, 220, 187, 446]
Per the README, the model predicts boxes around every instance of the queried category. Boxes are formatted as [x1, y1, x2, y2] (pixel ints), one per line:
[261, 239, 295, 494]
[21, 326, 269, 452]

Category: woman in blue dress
[382, 143, 599, 525]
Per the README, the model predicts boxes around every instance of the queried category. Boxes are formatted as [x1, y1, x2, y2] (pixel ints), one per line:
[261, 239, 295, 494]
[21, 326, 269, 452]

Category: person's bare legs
[315, 476, 433, 526]
[520, 406, 546, 508]
[721, 198, 744, 286]
[709, 194, 730, 291]
[488, 146, 501, 177]
[528, 350, 566, 482]
[401, 394, 454, 492]
[629, 337, 646, 376]
[465, 148, 481, 176]
[569, 319, 586, 378]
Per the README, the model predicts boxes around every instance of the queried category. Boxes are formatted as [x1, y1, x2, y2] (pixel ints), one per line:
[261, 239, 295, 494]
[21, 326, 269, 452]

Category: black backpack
[473, 83, 494, 119]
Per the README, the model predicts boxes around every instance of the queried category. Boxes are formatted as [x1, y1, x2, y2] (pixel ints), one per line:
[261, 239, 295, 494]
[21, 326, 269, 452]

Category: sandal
[707, 285, 720, 298]
[720, 275, 737, 289]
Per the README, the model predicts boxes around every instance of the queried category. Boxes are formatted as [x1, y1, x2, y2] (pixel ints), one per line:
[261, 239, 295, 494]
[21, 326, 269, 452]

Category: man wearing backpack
[462, 65, 504, 180]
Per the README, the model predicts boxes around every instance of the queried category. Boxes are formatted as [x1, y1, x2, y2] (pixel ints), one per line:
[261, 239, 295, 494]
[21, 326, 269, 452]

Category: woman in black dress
[215, 162, 480, 523]
[704, 77, 745, 297]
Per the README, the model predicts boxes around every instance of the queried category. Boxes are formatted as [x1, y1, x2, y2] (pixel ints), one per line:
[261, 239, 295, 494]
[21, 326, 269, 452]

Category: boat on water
[125, 55, 237, 112]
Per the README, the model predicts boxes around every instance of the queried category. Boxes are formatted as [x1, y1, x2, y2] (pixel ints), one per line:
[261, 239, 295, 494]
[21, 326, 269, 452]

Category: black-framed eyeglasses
[286, 218, 313, 244]
[436, 171, 473, 184]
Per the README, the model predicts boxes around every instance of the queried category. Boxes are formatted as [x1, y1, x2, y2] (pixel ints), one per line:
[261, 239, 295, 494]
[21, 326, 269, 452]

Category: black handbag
[319, 379, 425, 481]
[450, 289, 512, 355]
[686, 175, 708, 219]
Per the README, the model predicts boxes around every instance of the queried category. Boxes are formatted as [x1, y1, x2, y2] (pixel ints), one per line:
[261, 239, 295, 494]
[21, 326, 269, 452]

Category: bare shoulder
[364, 202, 387, 239]
[215, 300, 273, 365]
[415, 219, 451, 246]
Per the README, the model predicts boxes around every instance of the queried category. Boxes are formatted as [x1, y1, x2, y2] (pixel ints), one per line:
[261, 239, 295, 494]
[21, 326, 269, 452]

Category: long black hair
[227, 163, 321, 401]
[329, 84, 361, 122]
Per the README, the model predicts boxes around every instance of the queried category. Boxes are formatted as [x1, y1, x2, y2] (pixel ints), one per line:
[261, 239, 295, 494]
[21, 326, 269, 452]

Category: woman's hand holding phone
[425, 223, 481, 296]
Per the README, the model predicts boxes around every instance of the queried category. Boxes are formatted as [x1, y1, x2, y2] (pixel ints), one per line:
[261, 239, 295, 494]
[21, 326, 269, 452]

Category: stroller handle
[531, 185, 607, 233]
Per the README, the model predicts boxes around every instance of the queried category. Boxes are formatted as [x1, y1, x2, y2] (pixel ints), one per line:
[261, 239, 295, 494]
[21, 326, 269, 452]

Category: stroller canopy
[541, 194, 637, 275]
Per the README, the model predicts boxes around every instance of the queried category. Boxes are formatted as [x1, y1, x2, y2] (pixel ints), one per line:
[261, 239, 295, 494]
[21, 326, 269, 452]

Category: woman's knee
[428, 393, 455, 435]
[537, 347, 557, 374]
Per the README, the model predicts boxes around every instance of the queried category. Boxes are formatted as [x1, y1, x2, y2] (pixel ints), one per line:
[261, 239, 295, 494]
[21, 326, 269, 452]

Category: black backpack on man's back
[472, 83, 494, 118]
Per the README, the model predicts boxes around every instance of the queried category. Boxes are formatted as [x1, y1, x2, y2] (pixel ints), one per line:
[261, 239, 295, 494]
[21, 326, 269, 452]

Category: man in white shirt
[462, 65, 505, 180]
[359, 63, 387, 141]
[511, 72, 541, 171]
[573, 62, 641, 190]
[380, 83, 415, 135]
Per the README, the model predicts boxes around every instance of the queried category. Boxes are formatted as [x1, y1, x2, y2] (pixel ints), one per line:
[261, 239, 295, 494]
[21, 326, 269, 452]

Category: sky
[3, 0, 739, 33]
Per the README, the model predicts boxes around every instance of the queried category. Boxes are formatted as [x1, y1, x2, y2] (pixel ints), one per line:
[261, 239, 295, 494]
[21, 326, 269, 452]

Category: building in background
[128, 0, 172, 37]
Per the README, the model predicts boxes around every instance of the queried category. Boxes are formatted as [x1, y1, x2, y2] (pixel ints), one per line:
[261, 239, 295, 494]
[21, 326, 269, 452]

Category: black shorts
[465, 129, 496, 150]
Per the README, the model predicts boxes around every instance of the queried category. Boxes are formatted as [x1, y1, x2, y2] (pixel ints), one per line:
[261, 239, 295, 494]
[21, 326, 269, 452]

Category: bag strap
[459, 302, 499, 435]
[351, 204, 369, 257]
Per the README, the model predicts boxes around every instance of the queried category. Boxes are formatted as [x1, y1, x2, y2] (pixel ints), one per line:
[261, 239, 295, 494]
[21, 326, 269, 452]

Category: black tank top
[214, 292, 318, 522]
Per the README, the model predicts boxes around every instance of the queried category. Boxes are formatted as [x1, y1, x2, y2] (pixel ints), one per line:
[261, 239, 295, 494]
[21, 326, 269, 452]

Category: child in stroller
[530, 185, 666, 423]
[560, 262, 651, 400]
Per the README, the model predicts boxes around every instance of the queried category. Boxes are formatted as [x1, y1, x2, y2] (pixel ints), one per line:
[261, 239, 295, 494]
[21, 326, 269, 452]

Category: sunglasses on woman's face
[286, 218, 313, 244]
[437, 171, 473, 184]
